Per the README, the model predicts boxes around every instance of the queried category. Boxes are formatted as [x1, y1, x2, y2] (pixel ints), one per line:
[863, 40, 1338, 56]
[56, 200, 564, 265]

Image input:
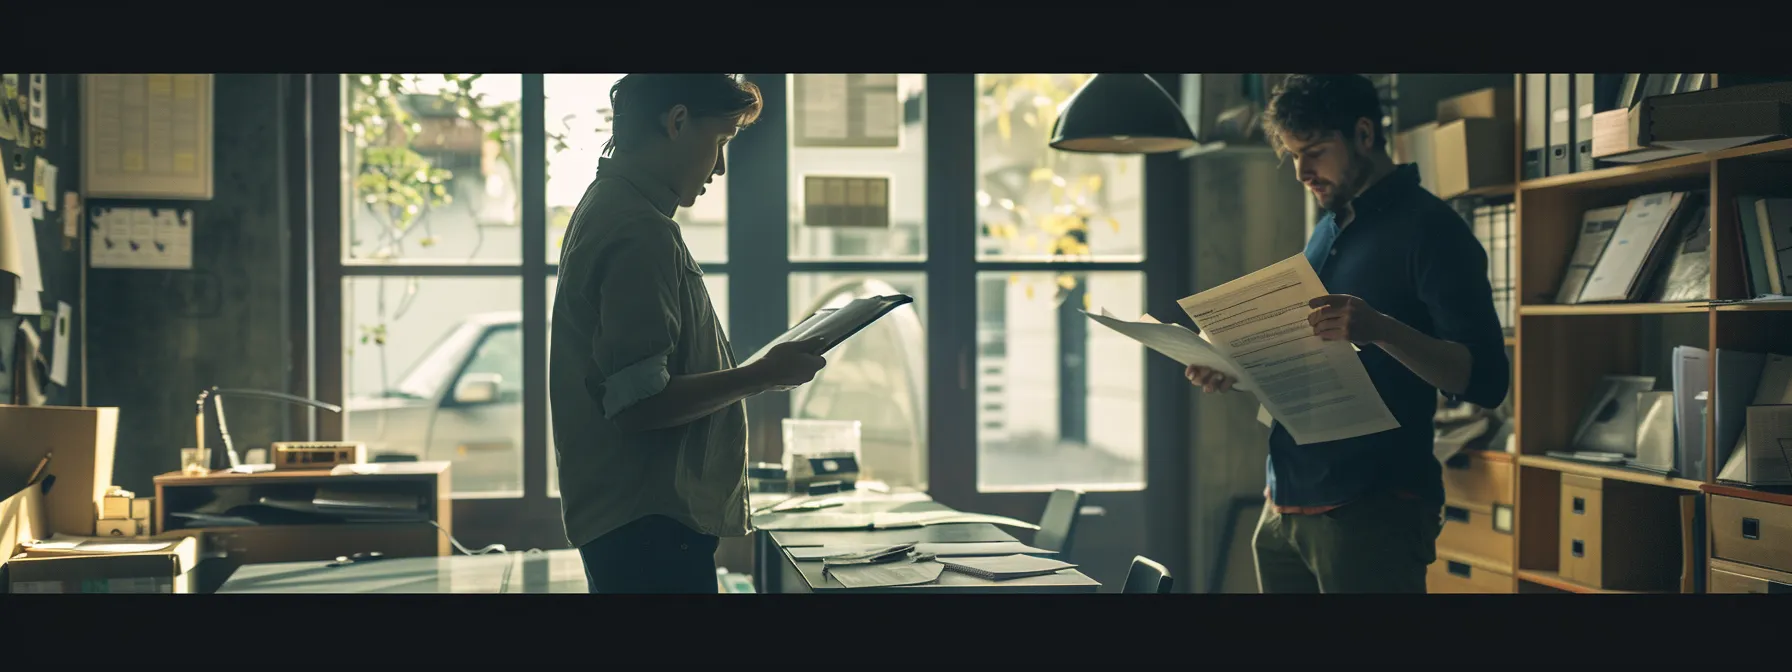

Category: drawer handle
[1444, 506, 1470, 523]
[1572, 497, 1585, 515]
[1571, 539, 1585, 558]
[1742, 517, 1760, 540]
[1447, 561, 1472, 578]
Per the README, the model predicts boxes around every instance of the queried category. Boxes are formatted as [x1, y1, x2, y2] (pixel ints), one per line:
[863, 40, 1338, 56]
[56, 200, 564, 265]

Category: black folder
[743, 294, 914, 365]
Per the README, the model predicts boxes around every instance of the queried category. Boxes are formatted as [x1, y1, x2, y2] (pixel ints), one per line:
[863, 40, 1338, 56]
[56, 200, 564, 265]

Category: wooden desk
[753, 491, 1101, 594]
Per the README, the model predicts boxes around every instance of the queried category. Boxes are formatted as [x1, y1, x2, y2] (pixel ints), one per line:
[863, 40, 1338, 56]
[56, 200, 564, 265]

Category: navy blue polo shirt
[1264, 163, 1510, 509]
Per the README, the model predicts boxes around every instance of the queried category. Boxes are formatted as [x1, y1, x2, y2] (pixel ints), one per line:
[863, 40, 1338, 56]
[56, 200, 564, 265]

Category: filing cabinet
[1556, 474, 1681, 591]
[1437, 500, 1514, 568]
[1708, 558, 1792, 594]
[1709, 495, 1792, 576]
[1441, 450, 1514, 508]
[1427, 554, 1515, 593]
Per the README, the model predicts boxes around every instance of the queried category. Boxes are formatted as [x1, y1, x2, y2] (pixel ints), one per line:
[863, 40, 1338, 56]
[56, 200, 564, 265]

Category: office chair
[1033, 488, 1083, 556]
[1122, 555, 1174, 594]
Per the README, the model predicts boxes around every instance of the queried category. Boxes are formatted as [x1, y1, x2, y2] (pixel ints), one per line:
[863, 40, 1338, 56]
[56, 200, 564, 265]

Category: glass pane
[343, 74, 522, 265]
[344, 276, 523, 497]
[976, 271, 1145, 492]
[787, 74, 926, 261]
[544, 74, 727, 265]
[546, 273, 729, 498]
[788, 273, 928, 489]
[974, 74, 1145, 262]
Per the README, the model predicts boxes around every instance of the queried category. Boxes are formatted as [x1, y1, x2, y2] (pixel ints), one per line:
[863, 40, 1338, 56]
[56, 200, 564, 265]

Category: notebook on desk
[939, 554, 1077, 581]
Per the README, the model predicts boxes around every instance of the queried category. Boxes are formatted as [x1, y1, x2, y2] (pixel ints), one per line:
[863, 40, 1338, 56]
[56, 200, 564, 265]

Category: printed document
[1081, 309, 1254, 391]
[1173, 254, 1401, 444]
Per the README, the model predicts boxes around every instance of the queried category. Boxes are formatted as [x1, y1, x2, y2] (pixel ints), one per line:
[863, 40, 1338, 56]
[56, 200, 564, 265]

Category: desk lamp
[1048, 74, 1198, 155]
[195, 387, 343, 472]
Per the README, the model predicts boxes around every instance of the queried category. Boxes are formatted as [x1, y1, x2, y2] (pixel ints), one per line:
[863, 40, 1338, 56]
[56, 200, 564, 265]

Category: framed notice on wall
[82, 74, 214, 200]
[792, 74, 902, 149]
[803, 175, 890, 229]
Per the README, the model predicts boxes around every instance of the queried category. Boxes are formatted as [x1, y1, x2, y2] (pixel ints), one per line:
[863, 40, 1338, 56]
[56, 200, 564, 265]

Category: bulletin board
[0, 73, 85, 407]
[81, 74, 214, 201]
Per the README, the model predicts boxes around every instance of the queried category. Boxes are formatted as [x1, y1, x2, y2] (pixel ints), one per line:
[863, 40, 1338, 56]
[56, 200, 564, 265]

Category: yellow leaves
[998, 112, 1012, 142]
[1082, 292, 1092, 311]
[1024, 282, 1036, 300]
[1030, 168, 1055, 183]
[1056, 274, 1077, 290]
[1107, 216, 1122, 233]
[1084, 174, 1103, 193]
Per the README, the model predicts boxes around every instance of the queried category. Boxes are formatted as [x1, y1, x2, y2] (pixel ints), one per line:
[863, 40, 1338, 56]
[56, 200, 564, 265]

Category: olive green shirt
[549, 156, 749, 548]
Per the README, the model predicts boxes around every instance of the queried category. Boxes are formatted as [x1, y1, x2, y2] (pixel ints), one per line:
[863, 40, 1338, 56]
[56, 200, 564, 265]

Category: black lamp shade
[1049, 74, 1198, 154]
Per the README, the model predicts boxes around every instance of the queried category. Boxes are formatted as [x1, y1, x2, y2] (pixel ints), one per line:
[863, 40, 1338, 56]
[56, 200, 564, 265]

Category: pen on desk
[26, 451, 52, 487]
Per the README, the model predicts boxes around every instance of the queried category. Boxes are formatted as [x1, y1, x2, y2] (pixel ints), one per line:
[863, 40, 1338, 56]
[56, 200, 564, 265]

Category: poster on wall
[82, 74, 214, 200]
[89, 206, 194, 270]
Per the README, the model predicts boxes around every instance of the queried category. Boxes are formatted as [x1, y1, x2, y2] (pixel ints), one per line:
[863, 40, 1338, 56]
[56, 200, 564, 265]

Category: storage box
[1441, 451, 1514, 508]
[1, 483, 49, 561]
[1436, 500, 1514, 567]
[0, 405, 120, 537]
[1393, 122, 1439, 195]
[1710, 494, 1792, 575]
[96, 518, 141, 537]
[1591, 107, 1698, 164]
[1708, 557, 1792, 594]
[1432, 118, 1515, 199]
[1557, 474, 1683, 590]
[1427, 555, 1514, 593]
[6, 535, 199, 594]
[1437, 87, 1515, 125]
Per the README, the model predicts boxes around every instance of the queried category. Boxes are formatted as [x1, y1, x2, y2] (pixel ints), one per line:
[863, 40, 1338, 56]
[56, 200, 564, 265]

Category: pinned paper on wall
[61, 192, 80, 247]
[28, 74, 46, 129]
[33, 158, 49, 203]
[5, 178, 44, 315]
[49, 301, 70, 386]
[42, 162, 57, 211]
[89, 206, 194, 270]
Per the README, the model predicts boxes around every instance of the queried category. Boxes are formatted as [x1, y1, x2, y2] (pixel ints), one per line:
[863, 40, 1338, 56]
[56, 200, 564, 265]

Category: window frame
[311, 73, 1188, 564]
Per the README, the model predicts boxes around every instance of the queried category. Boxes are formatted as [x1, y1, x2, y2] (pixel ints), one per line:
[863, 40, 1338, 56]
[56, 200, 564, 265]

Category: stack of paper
[21, 534, 179, 556]
[819, 543, 917, 567]
[823, 561, 944, 589]
[939, 554, 1077, 581]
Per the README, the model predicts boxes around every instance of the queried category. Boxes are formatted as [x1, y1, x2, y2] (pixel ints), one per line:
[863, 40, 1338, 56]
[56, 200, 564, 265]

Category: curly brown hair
[1260, 74, 1386, 159]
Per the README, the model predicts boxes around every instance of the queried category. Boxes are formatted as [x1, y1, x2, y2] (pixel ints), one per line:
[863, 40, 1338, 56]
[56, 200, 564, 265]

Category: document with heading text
[1174, 254, 1400, 445]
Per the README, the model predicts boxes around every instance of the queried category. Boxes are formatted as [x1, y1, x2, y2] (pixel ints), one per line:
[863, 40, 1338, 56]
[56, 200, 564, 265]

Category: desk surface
[755, 491, 1100, 594]
[215, 549, 587, 593]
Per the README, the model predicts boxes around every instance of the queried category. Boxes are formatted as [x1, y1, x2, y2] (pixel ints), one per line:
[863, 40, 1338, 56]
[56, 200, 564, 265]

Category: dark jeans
[578, 515, 720, 594]
[1252, 493, 1443, 593]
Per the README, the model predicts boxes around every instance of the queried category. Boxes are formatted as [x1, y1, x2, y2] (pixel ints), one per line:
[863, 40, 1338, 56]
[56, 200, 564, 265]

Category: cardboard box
[96, 518, 141, 537]
[1591, 107, 1698, 164]
[1437, 87, 1515, 125]
[131, 497, 154, 522]
[101, 494, 132, 519]
[6, 535, 199, 594]
[1394, 122, 1439, 195]
[1, 483, 48, 560]
[0, 405, 120, 537]
[1432, 118, 1515, 199]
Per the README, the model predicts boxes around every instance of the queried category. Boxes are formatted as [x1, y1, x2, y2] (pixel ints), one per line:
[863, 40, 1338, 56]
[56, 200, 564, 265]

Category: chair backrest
[1034, 489, 1083, 555]
[1123, 555, 1174, 594]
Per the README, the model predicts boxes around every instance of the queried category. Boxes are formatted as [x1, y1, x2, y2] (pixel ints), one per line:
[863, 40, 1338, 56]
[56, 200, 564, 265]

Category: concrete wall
[1183, 151, 1310, 592]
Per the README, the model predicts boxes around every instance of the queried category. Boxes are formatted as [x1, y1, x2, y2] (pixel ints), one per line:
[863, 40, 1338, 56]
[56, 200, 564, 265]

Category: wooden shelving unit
[1493, 74, 1792, 595]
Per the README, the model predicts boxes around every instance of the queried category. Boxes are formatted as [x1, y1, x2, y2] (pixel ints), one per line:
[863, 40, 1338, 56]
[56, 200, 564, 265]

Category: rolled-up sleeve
[588, 223, 685, 419]
[1414, 215, 1511, 409]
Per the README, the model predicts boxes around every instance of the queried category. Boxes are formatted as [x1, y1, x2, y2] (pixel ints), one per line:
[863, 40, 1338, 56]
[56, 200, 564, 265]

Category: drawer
[1710, 495, 1792, 574]
[1708, 558, 1792, 594]
[1437, 501, 1513, 567]
[1441, 451, 1514, 507]
[1558, 480, 1604, 586]
[1427, 556, 1514, 593]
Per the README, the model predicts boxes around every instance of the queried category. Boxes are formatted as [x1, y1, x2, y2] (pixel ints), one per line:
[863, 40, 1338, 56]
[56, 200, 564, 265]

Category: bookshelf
[1441, 73, 1792, 595]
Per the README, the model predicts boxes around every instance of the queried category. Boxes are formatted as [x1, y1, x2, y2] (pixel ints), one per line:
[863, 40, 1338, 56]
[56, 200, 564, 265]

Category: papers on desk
[824, 560, 944, 589]
[789, 541, 1057, 561]
[939, 554, 1077, 581]
[819, 543, 919, 567]
[753, 510, 1040, 532]
[23, 534, 179, 556]
[1172, 254, 1401, 445]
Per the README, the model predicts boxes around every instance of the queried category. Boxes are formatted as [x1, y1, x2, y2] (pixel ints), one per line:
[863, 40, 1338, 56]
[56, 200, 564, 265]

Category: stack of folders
[820, 543, 917, 567]
[1470, 202, 1516, 332]
[938, 554, 1077, 581]
[1553, 190, 1712, 305]
[1733, 194, 1792, 301]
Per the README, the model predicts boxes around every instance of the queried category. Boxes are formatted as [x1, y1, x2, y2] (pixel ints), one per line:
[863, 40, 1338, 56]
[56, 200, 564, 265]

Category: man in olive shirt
[551, 74, 827, 594]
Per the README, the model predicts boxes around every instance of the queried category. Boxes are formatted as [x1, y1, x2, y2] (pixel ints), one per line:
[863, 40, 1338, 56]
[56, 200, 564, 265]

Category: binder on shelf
[1547, 74, 1573, 176]
[1523, 74, 1547, 179]
[1573, 74, 1597, 172]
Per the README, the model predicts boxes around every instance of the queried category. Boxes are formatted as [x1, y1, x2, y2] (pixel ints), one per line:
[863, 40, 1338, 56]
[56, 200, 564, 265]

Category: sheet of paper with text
[1176, 254, 1400, 445]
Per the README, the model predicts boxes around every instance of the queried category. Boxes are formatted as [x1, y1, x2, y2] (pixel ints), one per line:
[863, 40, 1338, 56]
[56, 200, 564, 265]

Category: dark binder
[1523, 73, 1547, 179]
[1548, 74, 1572, 176]
[742, 294, 915, 366]
[1574, 74, 1597, 172]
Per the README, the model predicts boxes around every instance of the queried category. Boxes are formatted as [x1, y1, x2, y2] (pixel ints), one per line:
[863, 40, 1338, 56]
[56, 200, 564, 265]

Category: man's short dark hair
[1260, 74, 1386, 159]
[606, 74, 763, 155]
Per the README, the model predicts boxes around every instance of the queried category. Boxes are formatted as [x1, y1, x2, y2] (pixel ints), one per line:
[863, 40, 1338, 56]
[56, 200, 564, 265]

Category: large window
[320, 73, 1166, 531]
[973, 74, 1147, 492]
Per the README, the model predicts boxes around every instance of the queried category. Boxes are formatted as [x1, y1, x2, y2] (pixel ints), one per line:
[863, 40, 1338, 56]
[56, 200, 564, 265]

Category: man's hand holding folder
[749, 338, 829, 391]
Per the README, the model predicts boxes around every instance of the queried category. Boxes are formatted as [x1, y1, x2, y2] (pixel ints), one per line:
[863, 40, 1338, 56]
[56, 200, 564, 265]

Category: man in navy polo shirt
[1185, 74, 1509, 593]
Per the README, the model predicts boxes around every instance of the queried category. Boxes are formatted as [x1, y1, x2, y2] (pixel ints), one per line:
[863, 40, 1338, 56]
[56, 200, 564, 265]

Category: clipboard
[742, 294, 914, 366]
